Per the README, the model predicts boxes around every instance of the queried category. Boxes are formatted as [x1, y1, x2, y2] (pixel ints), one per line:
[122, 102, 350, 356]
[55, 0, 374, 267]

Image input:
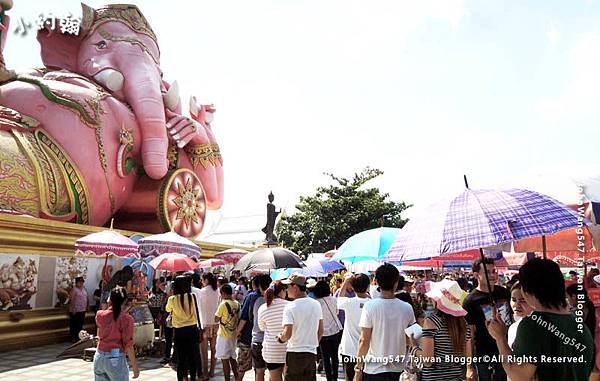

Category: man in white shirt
[355, 264, 415, 381]
[276, 274, 324, 381]
[337, 273, 371, 381]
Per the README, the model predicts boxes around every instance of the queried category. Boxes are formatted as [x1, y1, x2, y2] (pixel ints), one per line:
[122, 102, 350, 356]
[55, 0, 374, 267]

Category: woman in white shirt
[312, 280, 342, 381]
[507, 281, 533, 348]
[257, 281, 289, 381]
[199, 273, 220, 379]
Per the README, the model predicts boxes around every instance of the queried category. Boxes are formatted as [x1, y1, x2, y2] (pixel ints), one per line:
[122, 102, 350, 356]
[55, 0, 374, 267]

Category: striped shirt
[420, 312, 472, 381]
[257, 298, 289, 364]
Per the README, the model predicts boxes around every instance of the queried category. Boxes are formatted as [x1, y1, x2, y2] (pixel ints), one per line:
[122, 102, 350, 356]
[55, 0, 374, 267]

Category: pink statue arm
[165, 105, 223, 210]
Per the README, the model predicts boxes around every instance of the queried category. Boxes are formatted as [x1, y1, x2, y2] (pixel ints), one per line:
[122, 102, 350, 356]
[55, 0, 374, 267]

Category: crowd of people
[82, 256, 600, 381]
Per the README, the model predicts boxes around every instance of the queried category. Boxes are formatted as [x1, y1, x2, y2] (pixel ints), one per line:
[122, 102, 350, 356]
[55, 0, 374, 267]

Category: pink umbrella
[75, 230, 138, 258]
[198, 258, 228, 268]
[75, 228, 138, 282]
[149, 253, 198, 273]
[215, 249, 249, 264]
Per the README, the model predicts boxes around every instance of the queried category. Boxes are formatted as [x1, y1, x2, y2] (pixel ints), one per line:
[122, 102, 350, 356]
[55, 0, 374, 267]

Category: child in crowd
[215, 284, 240, 381]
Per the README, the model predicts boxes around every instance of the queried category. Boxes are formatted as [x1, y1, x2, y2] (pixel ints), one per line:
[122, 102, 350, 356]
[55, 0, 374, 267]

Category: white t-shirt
[191, 286, 202, 321]
[282, 296, 323, 354]
[198, 286, 220, 328]
[338, 296, 370, 357]
[359, 298, 415, 374]
[369, 284, 381, 299]
[507, 317, 522, 349]
[318, 296, 342, 337]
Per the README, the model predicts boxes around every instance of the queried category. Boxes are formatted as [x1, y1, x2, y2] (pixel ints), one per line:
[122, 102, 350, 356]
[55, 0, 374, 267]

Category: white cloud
[536, 33, 600, 121]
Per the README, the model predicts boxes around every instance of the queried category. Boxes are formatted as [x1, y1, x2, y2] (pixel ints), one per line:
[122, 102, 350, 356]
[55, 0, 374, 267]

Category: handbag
[400, 345, 422, 381]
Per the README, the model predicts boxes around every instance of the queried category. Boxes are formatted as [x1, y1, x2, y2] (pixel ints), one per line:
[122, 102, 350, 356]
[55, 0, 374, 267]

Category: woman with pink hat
[409, 279, 473, 381]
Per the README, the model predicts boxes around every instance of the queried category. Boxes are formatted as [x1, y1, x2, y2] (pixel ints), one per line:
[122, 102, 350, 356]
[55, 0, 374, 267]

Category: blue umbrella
[333, 227, 401, 263]
[305, 257, 345, 273]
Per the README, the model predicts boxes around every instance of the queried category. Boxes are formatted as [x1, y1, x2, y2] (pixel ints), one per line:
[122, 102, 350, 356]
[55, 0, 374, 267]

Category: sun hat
[306, 278, 318, 288]
[281, 273, 308, 287]
[425, 279, 467, 317]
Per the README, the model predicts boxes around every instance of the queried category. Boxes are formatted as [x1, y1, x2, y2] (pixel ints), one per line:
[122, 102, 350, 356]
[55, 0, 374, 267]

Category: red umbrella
[198, 258, 228, 268]
[149, 253, 198, 272]
[215, 249, 249, 264]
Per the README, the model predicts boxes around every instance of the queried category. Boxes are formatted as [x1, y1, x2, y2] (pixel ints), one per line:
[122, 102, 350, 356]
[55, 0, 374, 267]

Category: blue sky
[4, 1, 600, 241]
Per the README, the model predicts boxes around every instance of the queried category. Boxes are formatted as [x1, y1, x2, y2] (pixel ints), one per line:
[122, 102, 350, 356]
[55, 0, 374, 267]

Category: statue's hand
[165, 109, 201, 149]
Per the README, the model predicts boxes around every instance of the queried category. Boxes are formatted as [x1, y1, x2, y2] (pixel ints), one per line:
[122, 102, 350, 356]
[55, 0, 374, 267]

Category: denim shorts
[93, 350, 129, 381]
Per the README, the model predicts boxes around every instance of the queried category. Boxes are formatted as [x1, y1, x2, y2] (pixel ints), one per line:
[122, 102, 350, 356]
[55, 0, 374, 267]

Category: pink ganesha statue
[0, 2, 223, 237]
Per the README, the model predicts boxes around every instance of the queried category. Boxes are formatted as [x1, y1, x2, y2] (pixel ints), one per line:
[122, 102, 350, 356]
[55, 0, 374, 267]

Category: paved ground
[0, 342, 343, 380]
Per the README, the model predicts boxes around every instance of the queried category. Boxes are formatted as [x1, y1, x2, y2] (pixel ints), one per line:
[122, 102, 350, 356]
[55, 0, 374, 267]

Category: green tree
[277, 167, 411, 257]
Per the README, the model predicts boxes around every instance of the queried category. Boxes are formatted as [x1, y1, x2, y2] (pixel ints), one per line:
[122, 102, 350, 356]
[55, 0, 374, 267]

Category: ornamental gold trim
[81, 4, 159, 56]
[35, 130, 91, 225]
[12, 130, 53, 216]
[184, 143, 223, 169]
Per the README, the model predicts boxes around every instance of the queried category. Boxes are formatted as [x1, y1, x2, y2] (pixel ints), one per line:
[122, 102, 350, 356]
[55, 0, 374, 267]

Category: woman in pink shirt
[94, 286, 139, 381]
[69, 276, 88, 342]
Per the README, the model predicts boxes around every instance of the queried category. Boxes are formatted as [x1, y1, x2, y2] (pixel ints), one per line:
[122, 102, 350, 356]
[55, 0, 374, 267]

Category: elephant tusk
[93, 69, 125, 92]
[189, 96, 199, 118]
[163, 80, 180, 111]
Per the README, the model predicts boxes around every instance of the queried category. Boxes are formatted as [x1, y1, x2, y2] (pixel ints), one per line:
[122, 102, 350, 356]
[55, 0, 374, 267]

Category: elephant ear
[36, 20, 84, 71]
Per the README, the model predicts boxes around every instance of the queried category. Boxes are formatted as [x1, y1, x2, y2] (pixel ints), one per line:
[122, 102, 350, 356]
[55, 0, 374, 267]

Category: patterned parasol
[385, 188, 582, 262]
[75, 230, 138, 258]
[138, 231, 201, 259]
[198, 258, 228, 268]
[215, 248, 249, 264]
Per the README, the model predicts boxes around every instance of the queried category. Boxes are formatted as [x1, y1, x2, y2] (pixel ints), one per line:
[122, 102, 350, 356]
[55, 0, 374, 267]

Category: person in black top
[462, 257, 512, 381]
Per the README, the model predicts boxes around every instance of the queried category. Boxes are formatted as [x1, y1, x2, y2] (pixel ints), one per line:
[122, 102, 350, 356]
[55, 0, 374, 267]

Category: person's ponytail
[266, 281, 285, 306]
[109, 286, 127, 321]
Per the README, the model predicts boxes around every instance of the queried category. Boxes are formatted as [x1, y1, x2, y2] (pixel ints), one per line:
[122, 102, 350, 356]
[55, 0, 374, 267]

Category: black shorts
[251, 342, 266, 369]
[266, 362, 284, 371]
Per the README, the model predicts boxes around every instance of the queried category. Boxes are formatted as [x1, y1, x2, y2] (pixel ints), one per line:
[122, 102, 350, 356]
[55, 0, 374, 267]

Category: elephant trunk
[124, 68, 168, 180]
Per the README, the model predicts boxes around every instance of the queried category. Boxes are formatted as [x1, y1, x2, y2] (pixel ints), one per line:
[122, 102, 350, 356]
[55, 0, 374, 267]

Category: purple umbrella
[305, 257, 345, 274]
[385, 188, 582, 262]
[385, 186, 582, 300]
